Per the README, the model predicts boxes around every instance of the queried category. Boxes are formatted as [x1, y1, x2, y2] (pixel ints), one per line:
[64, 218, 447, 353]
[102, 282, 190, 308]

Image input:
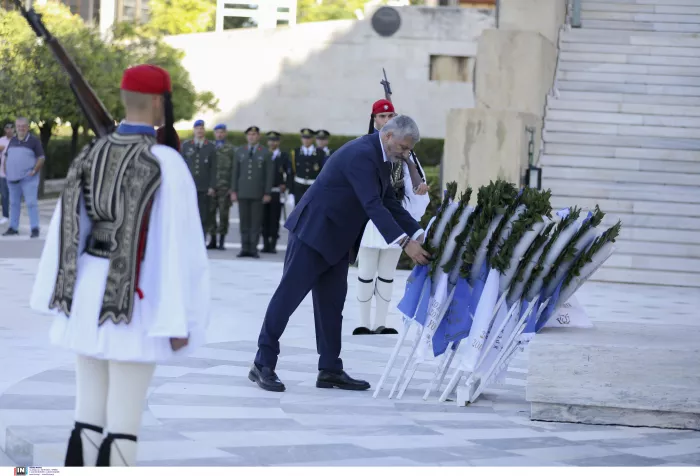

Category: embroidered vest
[49, 133, 162, 326]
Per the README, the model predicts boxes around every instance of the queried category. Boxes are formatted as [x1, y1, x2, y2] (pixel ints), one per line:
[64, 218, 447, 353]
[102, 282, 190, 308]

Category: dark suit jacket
[285, 132, 421, 265]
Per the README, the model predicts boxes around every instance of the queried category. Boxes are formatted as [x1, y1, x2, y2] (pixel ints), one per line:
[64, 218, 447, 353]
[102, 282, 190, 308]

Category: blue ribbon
[397, 265, 429, 319]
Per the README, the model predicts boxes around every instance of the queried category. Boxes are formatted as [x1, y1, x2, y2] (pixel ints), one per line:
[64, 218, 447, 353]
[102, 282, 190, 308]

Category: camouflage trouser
[208, 189, 232, 235]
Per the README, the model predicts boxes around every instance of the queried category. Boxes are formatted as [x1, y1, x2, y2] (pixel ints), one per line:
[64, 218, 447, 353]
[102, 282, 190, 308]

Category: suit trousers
[238, 198, 263, 253]
[292, 183, 311, 207]
[262, 192, 282, 244]
[196, 191, 210, 235]
[255, 234, 348, 372]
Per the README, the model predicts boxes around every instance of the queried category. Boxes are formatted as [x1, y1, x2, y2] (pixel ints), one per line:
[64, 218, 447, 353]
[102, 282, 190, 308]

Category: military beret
[193, 119, 204, 128]
[121, 64, 172, 95]
[300, 128, 314, 138]
[245, 126, 260, 134]
[214, 123, 226, 131]
[266, 131, 281, 140]
[316, 130, 330, 139]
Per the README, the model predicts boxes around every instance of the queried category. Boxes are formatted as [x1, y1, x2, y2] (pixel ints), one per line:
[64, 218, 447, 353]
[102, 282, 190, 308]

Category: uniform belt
[271, 187, 281, 193]
[294, 177, 315, 186]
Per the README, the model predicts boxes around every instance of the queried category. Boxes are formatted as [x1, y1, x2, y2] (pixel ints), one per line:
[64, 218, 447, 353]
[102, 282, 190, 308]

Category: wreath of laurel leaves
[430, 187, 472, 276]
[563, 220, 622, 288]
[541, 205, 605, 291]
[459, 180, 518, 278]
[522, 206, 582, 298]
[442, 203, 481, 274]
[490, 188, 553, 275]
[510, 220, 556, 287]
[485, 184, 527, 265]
[424, 181, 458, 255]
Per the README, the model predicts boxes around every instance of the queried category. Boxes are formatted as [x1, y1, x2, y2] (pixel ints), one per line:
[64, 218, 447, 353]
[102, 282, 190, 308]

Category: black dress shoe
[237, 251, 249, 258]
[374, 326, 399, 335]
[251, 251, 260, 258]
[248, 364, 285, 392]
[316, 370, 370, 391]
[2, 228, 18, 236]
[352, 326, 372, 335]
[217, 235, 226, 250]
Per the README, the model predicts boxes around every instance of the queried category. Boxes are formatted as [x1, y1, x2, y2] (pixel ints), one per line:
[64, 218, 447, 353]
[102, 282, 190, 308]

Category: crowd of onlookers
[0, 118, 46, 238]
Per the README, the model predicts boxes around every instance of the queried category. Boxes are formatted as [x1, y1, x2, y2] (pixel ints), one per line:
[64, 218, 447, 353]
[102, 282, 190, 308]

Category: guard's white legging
[70, 355, 155, 466]
[356, 247, 402, 330]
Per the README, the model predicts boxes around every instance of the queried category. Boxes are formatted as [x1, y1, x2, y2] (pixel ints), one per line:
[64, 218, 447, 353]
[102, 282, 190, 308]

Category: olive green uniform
[209, 142, 236, 238]
[232, 144, 274, 256]
[181, 139, 217, 233]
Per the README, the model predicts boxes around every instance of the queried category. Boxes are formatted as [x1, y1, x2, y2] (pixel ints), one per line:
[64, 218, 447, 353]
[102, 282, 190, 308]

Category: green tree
[297, 0, 370, 23]
[146, 0, 216, 35]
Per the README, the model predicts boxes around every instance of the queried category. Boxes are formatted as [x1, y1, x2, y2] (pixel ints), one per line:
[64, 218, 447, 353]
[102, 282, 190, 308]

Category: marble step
[578, 20, 700, 33]
[613, 240, 700, 259]
[559, 61, 700, 78]
[555, 90, 700, 107]
[543, 164, 700, 189]
[582, 2, 700, 15]
[544, 142, 700, 162]
[562, 29, 700, 48]
[597, 0, 700, 6]
[558, 71, 700, 87]
[543, 142, 700, 162]
[604, 253, 700, 275]
[559, 48, 700, 66]
[542, 154, 700, 175]
[556, 80, 700, 98]
[617, 226, 700, 246]
[581, 12, 700, 25]
[543, 131, 700, 150]
[549, 194, 700, 218]
[544, 120, 700, 140]
[547, 98, 700, 118]
[592, 266, 700, 287]
[546, 110, 700, 129]
[560, 40, 698, 60]
[542, 179, 700, 205]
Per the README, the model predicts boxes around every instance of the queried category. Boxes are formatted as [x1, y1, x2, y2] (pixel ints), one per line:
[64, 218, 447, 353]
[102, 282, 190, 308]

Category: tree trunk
[38, 123, 53, 199]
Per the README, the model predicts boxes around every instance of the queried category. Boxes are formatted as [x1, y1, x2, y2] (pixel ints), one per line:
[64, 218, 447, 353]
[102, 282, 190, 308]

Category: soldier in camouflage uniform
[181, 119, 216, 235]
[289, 128, 326, 206]
[231, 126, 274, 258]
[315, 129, 334, 165]
[207, 124, 236, 250]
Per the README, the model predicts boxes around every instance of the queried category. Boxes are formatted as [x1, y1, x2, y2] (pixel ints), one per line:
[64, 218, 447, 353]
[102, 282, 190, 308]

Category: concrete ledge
[526, 322, 700, 430]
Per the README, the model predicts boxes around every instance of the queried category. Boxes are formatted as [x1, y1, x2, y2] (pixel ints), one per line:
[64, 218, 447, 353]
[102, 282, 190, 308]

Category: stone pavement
[0, 200, 698, 467]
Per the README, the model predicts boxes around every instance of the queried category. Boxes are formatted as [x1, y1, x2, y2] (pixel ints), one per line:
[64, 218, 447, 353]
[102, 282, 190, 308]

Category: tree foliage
[297, 0, 369, 23]
[146, 0, 216, 35]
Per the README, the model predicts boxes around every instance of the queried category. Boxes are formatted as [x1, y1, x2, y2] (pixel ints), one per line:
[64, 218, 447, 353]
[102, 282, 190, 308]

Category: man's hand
[208, 188, 216, 197]
[263, 194, 271, 204]
[414, 183, 429, 195]
[28, 170, 36, 177]
[170, 337, 189, 351]
[404, 239, 431, 265]
[230, 191, 238, 202]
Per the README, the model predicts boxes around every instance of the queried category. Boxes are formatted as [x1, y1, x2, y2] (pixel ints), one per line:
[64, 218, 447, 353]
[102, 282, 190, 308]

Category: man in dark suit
[249, 116, 431, 393]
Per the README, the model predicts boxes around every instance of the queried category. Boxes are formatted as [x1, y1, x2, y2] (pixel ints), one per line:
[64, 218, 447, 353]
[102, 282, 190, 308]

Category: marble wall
[165, 6, 494, 138]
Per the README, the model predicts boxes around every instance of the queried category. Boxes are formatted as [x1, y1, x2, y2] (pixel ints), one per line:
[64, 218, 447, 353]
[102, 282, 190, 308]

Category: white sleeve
[142, 145, 211, 344]
[401, 158, 431, 221]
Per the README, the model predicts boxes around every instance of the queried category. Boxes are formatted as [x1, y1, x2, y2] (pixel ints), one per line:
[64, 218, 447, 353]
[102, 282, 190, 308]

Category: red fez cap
[372, 99, 395, 115]
[121, 64, 172, 95]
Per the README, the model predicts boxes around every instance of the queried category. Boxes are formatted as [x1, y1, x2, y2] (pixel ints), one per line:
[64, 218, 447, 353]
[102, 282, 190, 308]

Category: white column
[99, 0, 116, 37]
[215, 0, 224, 32]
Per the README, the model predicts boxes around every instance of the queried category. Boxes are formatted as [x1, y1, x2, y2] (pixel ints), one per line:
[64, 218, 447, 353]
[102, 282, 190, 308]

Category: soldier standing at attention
[231, 126, 274, 258]
[262, 131, 290, 254]
[181, 120, 216, 234]
[207, 124, 236, 250]
[315, 129, 334, 165]
[289, 128, 325, 206]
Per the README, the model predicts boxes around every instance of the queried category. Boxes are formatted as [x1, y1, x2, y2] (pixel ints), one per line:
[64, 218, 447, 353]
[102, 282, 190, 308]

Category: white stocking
[373, 248, 402, 329]
[70, 355, 108, 466]
[356, 247, 380, 329]
[98, 360, 155, 466]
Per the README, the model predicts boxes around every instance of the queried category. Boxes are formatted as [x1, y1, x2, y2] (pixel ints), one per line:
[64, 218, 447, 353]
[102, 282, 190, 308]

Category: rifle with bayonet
[13, 0, 116, 137]
[377, 68, 425, 187]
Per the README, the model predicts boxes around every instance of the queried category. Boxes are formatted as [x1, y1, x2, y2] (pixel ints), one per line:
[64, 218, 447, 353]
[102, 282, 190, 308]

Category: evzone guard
[354, 99, 430, 335]
[30, 64, 210, 466]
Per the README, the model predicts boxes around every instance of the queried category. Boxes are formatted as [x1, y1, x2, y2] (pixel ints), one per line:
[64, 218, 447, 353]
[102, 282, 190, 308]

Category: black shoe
[237, 251, 249, 258]
[352, 326, 372, 335]
[316, 370, 370, 391]
[217, 235, 226, 250]
[206, 236, 217, 249]
[30, 228, 40, 238]
[248, 364, 286, 392]
[269, 240, 278, 254]
[374, 326, 399, 335]
[2, 228, 18, 236]
[251, 250, 260, 258]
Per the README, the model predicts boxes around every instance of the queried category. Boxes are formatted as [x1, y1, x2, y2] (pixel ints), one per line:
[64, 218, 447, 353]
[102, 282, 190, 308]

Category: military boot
[218, 235, 226, 250]
[268, 238, 278, 254]
[206, 235, 217, 250]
